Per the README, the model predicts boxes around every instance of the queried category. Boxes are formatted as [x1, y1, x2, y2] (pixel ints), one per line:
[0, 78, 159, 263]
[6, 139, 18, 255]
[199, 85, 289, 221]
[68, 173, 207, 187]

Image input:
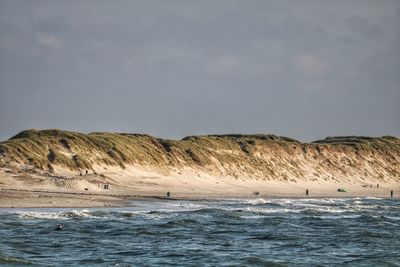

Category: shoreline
[1, 187, 397, 209]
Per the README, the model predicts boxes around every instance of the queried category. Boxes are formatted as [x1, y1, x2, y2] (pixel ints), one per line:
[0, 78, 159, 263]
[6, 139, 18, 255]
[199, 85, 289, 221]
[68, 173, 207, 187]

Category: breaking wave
[1, 197, 399, 266]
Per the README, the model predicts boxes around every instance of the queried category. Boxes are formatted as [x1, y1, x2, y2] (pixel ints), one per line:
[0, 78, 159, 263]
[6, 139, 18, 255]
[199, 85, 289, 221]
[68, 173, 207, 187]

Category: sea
[0, 197, 399, 266]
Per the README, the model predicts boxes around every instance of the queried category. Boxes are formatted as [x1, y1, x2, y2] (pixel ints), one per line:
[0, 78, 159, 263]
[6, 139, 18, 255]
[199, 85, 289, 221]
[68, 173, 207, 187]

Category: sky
[0, 0, 399, 142]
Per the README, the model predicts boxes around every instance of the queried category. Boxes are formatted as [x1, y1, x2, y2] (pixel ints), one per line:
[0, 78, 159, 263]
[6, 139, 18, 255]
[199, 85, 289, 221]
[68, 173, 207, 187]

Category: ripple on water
[0, 253, 33, 265]
[0, 197, 399, 266]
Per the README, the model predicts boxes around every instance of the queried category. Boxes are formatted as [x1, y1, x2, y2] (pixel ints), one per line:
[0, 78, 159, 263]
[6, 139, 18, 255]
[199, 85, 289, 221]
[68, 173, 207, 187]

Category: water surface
[1, 197, 399, 266]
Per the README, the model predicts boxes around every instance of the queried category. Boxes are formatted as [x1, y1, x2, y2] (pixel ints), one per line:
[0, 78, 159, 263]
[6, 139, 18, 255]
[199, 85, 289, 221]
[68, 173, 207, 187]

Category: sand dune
[0, 129, 399, 207]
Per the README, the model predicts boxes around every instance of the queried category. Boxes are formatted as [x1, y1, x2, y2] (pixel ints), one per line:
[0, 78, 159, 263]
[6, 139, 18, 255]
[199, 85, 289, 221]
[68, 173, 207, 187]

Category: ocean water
[0, 197, 399, 267]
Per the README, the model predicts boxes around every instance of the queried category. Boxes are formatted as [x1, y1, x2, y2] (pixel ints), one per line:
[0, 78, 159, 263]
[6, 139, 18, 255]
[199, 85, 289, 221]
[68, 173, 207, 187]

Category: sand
[0, 189, 123, 208]
[0, 167, 397, 208]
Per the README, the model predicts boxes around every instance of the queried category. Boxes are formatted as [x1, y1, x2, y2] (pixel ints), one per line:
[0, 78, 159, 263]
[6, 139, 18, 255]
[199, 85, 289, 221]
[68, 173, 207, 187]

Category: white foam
[16, 209, 99, 220]
[244, 206, 299, 214]
[365, 196, 383, 200]
[7, 197, 392, 221]
[247, 198, 269, 205]
[319, 215, 360, 219]
[17, 212, 64, 220]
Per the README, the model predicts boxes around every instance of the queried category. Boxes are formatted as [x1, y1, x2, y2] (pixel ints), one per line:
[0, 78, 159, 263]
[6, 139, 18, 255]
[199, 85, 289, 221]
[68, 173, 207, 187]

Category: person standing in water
[306, 189, 309, 196]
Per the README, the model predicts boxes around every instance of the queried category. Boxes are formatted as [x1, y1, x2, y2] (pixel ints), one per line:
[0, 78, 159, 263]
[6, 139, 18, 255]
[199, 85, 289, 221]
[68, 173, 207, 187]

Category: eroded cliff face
[0, 129, 399, 183]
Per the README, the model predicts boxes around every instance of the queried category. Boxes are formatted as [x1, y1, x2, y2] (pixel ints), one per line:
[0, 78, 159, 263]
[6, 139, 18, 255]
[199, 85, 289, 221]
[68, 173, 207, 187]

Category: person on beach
[391, 190, 394, 198]
[377, 184, 379, 188]
[166, 191, 170, 198]
[306, 189, 309, 196]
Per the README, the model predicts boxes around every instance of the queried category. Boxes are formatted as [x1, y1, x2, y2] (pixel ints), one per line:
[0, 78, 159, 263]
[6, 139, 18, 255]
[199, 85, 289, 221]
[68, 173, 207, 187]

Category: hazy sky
[0, 0, 399, 141]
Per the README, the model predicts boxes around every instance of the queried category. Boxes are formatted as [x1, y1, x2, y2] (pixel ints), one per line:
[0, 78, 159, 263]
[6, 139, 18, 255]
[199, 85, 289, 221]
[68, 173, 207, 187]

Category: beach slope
[0, 129, 399, 207]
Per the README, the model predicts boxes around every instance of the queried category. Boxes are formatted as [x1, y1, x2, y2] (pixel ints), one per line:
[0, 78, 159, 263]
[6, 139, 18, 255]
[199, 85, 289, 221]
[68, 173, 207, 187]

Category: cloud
[294, 54, 328, 76]
[345, 14, 382, 37]
[36, 33, 64, 48]
[0, 0, 399, 141]
[0, 34, 18, 50]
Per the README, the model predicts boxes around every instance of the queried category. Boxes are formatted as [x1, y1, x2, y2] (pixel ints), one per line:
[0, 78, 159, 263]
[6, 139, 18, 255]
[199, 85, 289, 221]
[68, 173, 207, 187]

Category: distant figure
[54, 224, 63, 231]
[377, 184, 379, 188]
[79, 172, 82, 176]
[391, 190, 394, 198]
[166, 191, 171, 198]
[306, 189, 309, 196]
[254, 191, 260, 196]
[85, 170, 88, 175]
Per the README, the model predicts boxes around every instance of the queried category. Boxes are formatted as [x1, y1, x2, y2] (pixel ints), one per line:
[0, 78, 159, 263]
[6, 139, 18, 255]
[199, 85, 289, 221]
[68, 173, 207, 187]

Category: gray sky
[0, 0, 399, 142]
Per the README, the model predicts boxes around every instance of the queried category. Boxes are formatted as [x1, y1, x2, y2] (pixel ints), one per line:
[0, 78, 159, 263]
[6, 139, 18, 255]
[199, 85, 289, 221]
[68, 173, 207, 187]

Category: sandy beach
[1, 132, 398, 208]
[0, 168, 397, 208]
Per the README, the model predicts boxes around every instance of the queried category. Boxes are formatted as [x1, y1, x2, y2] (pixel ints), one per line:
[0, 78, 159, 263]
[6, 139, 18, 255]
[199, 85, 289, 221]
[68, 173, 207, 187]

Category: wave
[0, 197, 398, 267]
[247, 198, 270, 205]
[3, 197, 395, 221]
[0, 254, 32, 265]
[17, 209, 94, 220]
[364, 196, 383, 200]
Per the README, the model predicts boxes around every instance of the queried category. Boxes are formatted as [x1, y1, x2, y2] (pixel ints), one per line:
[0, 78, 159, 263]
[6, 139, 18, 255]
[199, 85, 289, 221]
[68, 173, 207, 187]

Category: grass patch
[1, 129, 398, 172]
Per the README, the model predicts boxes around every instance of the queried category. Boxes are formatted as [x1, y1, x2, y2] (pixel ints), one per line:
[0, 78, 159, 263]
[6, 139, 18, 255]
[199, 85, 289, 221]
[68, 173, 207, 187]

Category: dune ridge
[1, 129, 399, 182]
[0, 129, 399, 207]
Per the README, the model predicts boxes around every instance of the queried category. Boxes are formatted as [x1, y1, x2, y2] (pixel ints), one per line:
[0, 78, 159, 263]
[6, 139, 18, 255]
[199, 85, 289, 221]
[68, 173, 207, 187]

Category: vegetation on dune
[0, 129, 399, 181]
[312, 136, 400, 149]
